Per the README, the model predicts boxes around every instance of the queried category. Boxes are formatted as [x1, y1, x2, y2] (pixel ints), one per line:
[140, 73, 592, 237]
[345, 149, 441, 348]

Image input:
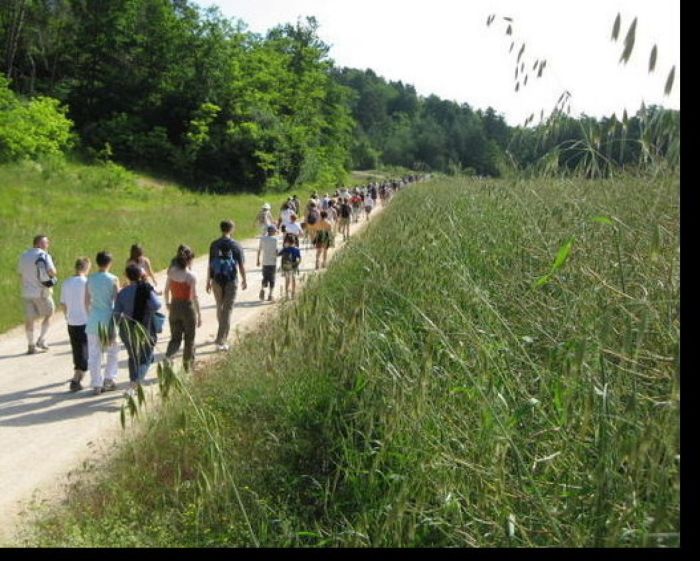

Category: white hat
[262, 203, 271, 210]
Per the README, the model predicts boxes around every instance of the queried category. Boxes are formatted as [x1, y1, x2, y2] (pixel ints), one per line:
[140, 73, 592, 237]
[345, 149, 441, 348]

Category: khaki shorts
[24, 296, 55, 321]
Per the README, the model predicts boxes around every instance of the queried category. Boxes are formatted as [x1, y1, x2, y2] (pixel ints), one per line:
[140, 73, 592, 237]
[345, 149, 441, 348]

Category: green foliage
[0, 76, 74, 162]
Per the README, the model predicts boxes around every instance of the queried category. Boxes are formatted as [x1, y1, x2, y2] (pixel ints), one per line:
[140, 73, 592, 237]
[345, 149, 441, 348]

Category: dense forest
[1, 0, 680, 191]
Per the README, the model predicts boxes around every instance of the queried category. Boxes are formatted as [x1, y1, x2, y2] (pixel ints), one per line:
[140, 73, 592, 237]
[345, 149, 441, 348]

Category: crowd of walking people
[17, 175, 424, 397]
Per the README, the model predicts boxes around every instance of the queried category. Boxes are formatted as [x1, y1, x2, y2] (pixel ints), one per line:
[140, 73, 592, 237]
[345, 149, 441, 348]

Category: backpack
[212, 247, 237, 285]
[340, 203, 352, 218]
[35, 253, 57, 288]
[281, 248, 297, 272]
[306, 210, 319, 226]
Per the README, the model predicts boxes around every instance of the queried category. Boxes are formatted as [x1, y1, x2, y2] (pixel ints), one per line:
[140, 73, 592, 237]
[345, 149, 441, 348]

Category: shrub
[0, 76, 75, 162]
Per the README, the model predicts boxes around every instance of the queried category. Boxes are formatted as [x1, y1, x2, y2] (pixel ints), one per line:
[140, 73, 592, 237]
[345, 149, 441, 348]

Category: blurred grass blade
[664, 66, 676, 95]
[619, 17, 637, 64]
[649, 45, 657, 72]
[611, 13, 621, 41]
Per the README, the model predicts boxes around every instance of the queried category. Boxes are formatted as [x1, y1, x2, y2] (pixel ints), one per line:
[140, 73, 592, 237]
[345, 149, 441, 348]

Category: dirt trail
[0, 206, 384, 544]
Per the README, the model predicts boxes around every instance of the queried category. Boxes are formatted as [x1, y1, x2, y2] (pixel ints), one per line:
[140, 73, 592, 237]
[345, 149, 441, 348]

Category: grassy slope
[1, 159, 383, 334]
[23, 174, 679, 547]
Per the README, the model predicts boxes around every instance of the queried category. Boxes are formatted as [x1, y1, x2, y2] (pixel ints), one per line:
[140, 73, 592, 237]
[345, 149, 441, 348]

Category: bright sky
[195, 0, 680, 126]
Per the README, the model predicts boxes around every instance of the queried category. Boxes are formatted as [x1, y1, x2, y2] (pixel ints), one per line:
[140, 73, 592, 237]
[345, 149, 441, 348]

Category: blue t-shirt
[86, 271, 118, 335]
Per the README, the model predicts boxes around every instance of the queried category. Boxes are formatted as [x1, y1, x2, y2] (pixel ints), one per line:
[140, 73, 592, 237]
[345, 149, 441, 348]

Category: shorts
[262, 265, 277, 287]
[339, 217, 350, 226]
[24, 296, 55, 320]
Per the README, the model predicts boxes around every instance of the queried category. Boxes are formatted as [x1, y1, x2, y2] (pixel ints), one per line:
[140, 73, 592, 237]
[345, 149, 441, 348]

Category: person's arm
[149, 288, 162, 311]
[238, 262, 247, 290]
[256, 239, 262, 267]
[163, 276, 171, 309]
[46, 253, 57, 278]
[191, 275, 202, 328]
[144, 257, 157, 286]
[111, 278, 119, 303]
[206, 241, 214, 293]
[85, 282, 91, 312]
[59, 286, 67, 316]
[234, 243, 247, 290]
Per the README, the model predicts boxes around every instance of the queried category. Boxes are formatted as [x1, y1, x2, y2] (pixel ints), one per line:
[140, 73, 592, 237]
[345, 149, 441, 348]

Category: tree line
[1, 0, 679, 191]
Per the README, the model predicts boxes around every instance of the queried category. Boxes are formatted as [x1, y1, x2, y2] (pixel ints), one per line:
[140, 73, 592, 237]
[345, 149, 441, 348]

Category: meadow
[0, 160, 392, 334]
[22, 173, 679, 547]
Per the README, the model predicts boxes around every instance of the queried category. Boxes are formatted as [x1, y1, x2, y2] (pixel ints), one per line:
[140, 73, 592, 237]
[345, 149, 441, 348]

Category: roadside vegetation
[22, 174, 679, 547]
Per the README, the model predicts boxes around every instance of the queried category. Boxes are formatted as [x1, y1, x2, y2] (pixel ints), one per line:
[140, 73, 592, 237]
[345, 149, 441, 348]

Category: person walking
[314, 211, 333, 270]
[206, 220, 247, 352]
[126, 244, 158, 289]
[284, 213, 303, 247]
[60, 257, 91, 392]
[279, 233, 302, 299]
[291, 194, 301, 215]
[338, 198, 352, 240]
[363, 193, 375, 221]
[163, 245, 201, 372]
[257, 225, 279, 302]
[86, 251, 120, 395]
[254, 203, 274, 235]
[18, 234, 57, 354]
[114, 264, 162, 396]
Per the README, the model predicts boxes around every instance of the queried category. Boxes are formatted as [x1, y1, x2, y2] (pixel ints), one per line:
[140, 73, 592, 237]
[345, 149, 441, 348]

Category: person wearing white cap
[254, 203, 274, 235]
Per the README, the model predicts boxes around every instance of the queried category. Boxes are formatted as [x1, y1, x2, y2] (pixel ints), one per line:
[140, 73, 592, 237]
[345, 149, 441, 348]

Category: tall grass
[0, 158, 331, 334]
[23, 174, 679, 547]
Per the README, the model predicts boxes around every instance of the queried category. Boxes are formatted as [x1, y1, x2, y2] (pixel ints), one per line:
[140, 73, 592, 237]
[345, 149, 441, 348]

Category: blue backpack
[212, 248, 237, 285]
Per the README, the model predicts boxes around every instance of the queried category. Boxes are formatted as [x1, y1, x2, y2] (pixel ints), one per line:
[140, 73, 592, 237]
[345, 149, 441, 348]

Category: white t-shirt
[364, 197, 374, 209]
[280, 208, 295, 227]
[60, 275, 88, 325]
[284, 222, 303, 237]
[258, 236, 279, 266]
[18, 248, 55, 299]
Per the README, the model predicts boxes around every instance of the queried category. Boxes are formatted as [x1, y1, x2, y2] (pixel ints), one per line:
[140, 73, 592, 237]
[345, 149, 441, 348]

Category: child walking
[60, 257, 91, 392]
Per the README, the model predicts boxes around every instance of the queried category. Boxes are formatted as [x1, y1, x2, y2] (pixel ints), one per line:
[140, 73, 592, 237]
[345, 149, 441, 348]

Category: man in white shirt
[60, 257, 91, 391]
[18, 234, 57, 354]
[256, 225, 279, 302]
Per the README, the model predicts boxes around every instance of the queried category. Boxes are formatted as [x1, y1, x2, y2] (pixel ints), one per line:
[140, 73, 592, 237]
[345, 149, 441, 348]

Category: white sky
[195, 0, 680, 126]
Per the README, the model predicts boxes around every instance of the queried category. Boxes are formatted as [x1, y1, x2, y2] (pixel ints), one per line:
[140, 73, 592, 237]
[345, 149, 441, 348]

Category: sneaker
[35, 340, 49, 351]
[26, 345, 37, 355]
[69, 380, 83, 392]
[102, 379, 117, 392]
[259, 288, 265, 300]
[93, 387, 103, 396]
[267, 294, 274, 302]
[217, 343, 230, 352]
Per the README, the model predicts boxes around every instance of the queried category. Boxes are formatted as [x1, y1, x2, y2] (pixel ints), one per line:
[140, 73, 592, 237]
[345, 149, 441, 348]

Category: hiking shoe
[69, 380, 83, 392]
[26, 345, 37, 355]
[35, 340, 49, 351]
[259, 288, 265, 300]
[267, 294, 274, 302]
[93, 387, 103, 396]
[217, 343, 230, 352]
[102, 379, 117, 392]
